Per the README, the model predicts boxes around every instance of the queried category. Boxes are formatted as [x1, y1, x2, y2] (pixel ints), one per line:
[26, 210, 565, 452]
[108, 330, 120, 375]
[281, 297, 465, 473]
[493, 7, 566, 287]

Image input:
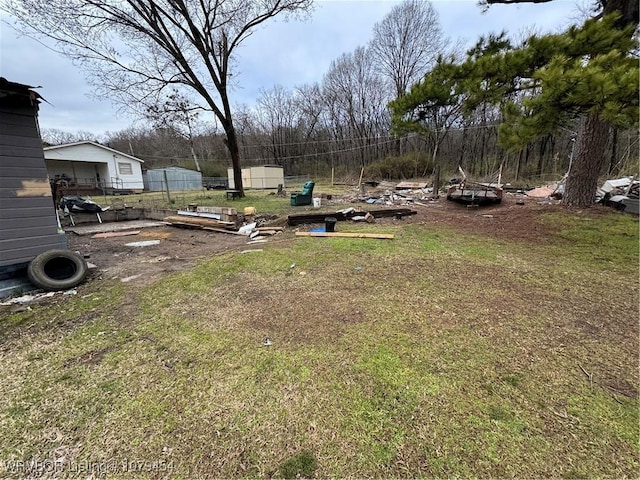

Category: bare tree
[146, 89, 203, 172]
[41, 128, 102, 146]
[294, 84, 324, 143]
[254, 85, 301, 170]
[3, 0, 313, 197]
[369, 0, 444, 98]
[322, 46, 391, 168]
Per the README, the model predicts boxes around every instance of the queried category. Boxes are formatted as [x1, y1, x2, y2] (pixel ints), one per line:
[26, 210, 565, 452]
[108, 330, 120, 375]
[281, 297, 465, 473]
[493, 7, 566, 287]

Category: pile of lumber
[164, 212, 284, 238]
[164, 206, 240, 234]
[163, 215, 238, 234]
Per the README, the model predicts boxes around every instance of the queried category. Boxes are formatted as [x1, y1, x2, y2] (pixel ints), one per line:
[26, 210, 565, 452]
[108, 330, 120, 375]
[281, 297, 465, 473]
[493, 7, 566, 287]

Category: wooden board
[163, 215, 235, 229]
[295, 232, 394, 239]
[396, 181, 429, 189]
[92, 230, 141, 239]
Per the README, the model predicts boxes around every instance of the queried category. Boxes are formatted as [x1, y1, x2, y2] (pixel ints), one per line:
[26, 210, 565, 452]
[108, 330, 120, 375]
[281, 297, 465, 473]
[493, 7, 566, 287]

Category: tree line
[10, 0, 638, 203]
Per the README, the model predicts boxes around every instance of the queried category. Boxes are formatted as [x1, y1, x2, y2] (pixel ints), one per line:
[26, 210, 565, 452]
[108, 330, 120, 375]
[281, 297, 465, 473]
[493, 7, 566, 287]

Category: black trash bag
[59, 195, 105, 213]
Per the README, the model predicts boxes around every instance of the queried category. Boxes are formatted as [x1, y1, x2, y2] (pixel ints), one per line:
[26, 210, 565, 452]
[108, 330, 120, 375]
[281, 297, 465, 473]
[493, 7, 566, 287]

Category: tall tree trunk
[219, 87, 244, 196]
[563, 113, 610, 206]
[458, 127, 467, 169]
[536, 134, 549, 176]
[563, 0, 636, 206]
[432, 164, 441, 199]
[608, 127, 618, 174]
[516, 149, 524, 181]
[607, 0, 639, 30]
[223, 121, 243, 196]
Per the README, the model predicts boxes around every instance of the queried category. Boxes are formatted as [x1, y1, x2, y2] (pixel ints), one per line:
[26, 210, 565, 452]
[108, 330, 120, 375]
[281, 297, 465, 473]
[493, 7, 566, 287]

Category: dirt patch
[66, 197, 622, 290]
[69, 225, 249, 286]
[396, 194, 563, 243]
[64, 345, 116, 368]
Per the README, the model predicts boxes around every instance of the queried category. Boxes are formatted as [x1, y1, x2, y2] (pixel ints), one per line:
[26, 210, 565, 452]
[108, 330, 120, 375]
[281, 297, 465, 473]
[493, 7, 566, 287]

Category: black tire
[27, 249, 88, 291]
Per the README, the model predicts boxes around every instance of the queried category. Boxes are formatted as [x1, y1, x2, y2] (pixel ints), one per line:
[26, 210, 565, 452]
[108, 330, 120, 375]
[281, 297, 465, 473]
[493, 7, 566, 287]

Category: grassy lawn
[0, 209, 638, 478]
[92, 181, 354, 214]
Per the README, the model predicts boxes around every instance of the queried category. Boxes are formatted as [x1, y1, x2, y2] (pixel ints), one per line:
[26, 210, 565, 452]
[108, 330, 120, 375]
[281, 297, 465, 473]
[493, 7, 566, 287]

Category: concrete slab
[65, 220, 166, 236]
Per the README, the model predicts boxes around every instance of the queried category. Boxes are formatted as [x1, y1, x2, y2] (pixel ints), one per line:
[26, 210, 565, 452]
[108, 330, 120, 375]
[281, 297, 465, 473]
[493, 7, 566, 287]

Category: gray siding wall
[0, 104, 66, 268]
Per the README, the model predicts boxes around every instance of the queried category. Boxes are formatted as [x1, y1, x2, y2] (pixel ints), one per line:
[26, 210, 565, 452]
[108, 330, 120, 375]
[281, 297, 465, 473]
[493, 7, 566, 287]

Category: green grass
[541, 211, 639, 268]
[0, 209, 637, 478]
[92, 181, 357, 215]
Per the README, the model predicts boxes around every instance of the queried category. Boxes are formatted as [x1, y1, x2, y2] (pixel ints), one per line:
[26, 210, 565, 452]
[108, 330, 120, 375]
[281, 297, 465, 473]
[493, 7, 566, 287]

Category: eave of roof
[43, 141, 145, 163]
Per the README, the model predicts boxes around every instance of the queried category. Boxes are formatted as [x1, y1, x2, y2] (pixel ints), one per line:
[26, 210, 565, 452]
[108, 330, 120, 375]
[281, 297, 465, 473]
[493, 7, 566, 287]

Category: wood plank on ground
[92, 230, 141, 239]
[295, 232, 394, 239]
[163, 215, 236, 229]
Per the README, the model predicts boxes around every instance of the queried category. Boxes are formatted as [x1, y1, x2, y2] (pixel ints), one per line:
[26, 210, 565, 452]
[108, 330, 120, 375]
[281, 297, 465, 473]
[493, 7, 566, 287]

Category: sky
[0, 0, 582, 137]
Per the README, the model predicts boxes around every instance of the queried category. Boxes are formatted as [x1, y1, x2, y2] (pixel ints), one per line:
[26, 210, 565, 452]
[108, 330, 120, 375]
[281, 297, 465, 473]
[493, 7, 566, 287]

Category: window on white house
[118, 162, 133, 175]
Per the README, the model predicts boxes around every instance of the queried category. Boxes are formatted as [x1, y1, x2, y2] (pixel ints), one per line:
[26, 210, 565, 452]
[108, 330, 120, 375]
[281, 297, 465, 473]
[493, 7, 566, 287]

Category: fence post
[163, 169, 172, 204]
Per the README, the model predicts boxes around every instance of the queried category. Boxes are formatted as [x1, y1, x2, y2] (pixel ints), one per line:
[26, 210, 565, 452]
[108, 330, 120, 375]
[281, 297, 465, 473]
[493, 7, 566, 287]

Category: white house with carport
[44, 141, 145, 193]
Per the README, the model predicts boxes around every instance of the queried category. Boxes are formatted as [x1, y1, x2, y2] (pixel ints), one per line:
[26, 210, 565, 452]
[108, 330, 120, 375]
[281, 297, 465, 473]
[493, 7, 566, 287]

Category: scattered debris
[202, 228, 247, 236]
[240, 249, 264, 254]
[1, 290, 59, 305]
[60, 195, 109, 213]
[338, 207, 356, 215]
[164, 215, 237, 231]
[189, 206, 238, 222]
[140, 255, 172, 263]
[257, 227, 282, 235]
[121, 274, 142, 283]
[263, 337, 272, 347]
[525, 185, 558, 198]
[238, 222, 257, 236]
[92, 230, 140, 239]
[396, 181, 429, 189]
[125, 240, 161, 247]
[287, 208, 416, 226]
[296, 232, 394, 239]
[177, 210, 221, 220]
[599, 176, 639, 214]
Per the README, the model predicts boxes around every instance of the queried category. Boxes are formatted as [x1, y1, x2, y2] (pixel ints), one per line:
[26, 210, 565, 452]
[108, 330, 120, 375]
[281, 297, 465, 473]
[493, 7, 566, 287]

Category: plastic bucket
[324, 217, 337, 232]
[312, 197, 321, 208]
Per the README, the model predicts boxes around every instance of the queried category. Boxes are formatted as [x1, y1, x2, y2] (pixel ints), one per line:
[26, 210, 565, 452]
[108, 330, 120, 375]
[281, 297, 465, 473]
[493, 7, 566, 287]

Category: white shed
[44, 141, 145, 193]
[227, 165, 284, 189]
